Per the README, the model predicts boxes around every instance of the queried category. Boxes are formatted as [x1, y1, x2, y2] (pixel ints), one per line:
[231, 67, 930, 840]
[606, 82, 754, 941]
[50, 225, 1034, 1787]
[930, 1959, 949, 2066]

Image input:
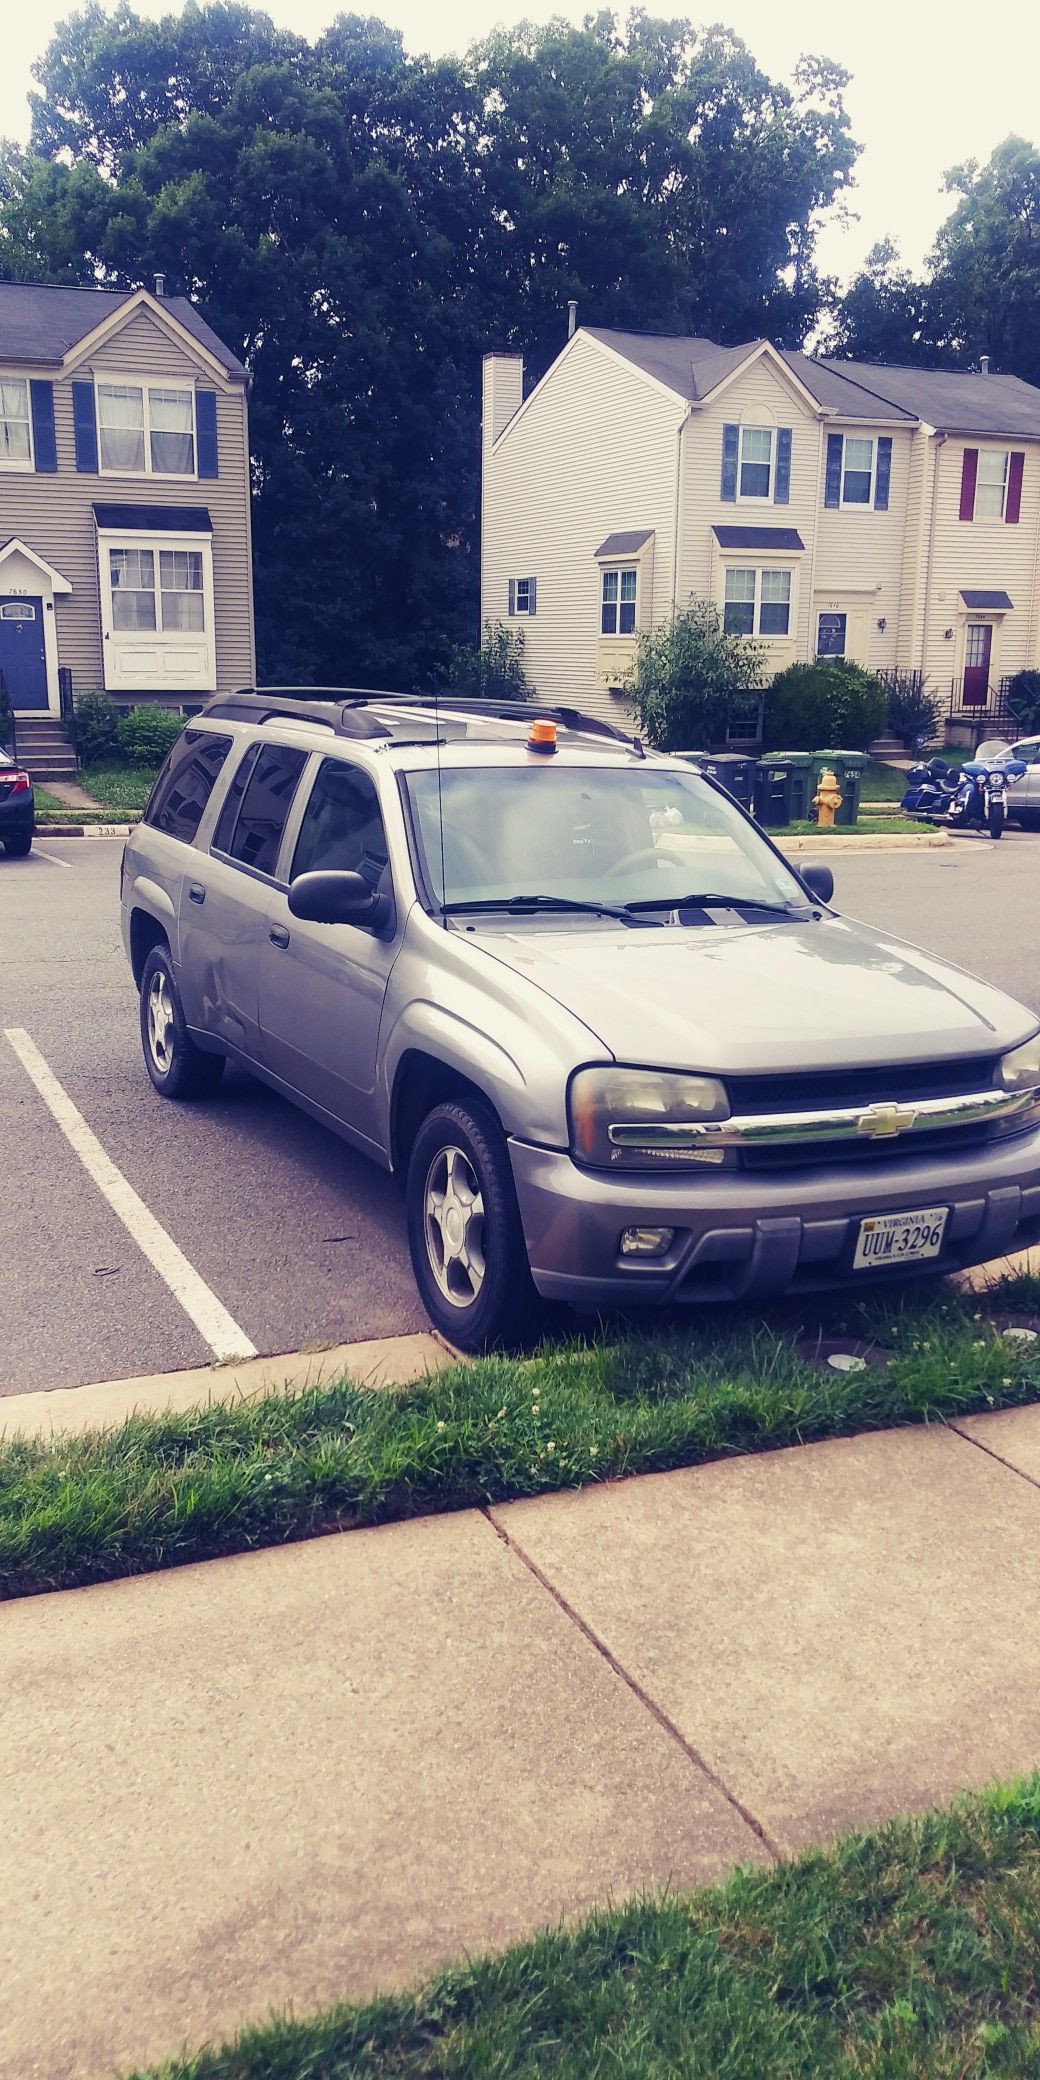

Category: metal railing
[58, 666, 77, 762]
[0, 670, 14, 765]
[944, 675, 1019, 733]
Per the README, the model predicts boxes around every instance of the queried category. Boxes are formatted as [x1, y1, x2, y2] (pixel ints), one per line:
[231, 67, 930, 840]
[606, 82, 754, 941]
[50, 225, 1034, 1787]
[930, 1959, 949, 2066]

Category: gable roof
[584, 328, 756, 403]
[0, 281, 246, 378]
[815, 359, 1040, 438]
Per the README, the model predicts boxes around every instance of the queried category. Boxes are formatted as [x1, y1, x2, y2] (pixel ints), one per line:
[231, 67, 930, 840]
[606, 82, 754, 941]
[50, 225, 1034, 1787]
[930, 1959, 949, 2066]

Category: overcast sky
[3, 0, 1037, 287]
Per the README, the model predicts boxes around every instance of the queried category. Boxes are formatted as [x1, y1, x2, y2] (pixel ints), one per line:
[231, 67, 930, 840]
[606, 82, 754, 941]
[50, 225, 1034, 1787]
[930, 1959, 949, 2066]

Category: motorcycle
[901, 753, 1026, 839]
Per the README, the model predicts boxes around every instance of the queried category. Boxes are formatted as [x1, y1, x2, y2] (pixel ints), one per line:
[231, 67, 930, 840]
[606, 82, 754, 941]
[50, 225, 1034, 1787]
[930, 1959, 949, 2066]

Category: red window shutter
[959, 447, 978, 520]
[1006, 451, 1024, 524]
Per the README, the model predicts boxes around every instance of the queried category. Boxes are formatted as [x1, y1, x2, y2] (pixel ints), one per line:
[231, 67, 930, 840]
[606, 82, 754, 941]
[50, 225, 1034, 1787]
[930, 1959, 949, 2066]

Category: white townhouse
[481, 325, 1040, 732]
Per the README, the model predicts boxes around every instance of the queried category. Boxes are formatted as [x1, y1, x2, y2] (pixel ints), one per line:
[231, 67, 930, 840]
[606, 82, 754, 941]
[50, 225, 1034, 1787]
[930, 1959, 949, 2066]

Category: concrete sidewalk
[5, 1404, 1040, 2080]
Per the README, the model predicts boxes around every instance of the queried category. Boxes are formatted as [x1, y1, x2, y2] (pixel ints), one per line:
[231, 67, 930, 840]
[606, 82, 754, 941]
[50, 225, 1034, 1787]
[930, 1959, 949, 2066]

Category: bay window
[0, 377, 32, 468]
[601, 566, 637, 635]
[109, 546, 205, 632]
[97, 380, 196, 475]
[724, 566, 792, 638]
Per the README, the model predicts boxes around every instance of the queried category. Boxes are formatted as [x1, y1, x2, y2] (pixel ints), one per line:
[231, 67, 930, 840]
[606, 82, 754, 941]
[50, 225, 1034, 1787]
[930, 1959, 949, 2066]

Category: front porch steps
[12, 715, 79, 782]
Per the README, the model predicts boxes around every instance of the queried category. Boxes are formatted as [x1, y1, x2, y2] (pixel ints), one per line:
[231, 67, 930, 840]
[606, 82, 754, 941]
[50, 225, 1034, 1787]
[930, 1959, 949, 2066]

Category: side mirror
[800, 861, 834, 907]
[288, 869, 393, 933]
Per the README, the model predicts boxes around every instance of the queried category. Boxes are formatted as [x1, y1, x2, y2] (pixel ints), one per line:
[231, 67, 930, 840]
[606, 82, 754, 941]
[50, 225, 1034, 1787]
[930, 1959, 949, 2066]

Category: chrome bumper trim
[607, 1086, 1037, 1153]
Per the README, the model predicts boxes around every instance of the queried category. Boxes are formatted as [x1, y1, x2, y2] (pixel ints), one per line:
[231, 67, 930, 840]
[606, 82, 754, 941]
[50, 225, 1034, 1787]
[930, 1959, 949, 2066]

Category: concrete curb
[34, 821, 136, 839]
[0, 1331, 454, 1441]
[779, 830, 949, 855]
[950, 1244, 1040, 1294]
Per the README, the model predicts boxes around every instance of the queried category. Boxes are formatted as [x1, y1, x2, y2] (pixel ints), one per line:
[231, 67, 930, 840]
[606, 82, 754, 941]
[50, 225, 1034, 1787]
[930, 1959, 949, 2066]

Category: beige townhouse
[0, 279, 253, 774]
[481, 325, 1040, 736]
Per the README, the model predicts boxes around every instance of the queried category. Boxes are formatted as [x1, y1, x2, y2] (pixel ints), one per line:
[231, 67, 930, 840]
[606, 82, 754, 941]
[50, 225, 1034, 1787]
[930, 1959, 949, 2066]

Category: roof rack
[203, 688, 643, 751]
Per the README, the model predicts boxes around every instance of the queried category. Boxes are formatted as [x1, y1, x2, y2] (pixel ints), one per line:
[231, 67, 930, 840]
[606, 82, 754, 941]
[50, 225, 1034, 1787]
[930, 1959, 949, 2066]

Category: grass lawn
[77, 759, 158, 813]
[3, 1277, 1039, 1601]
[781, 815, 932, 837]
[31, 786, 65, 814]
[128, 1774, 1040, 2077]
[861, 757, 909, 802]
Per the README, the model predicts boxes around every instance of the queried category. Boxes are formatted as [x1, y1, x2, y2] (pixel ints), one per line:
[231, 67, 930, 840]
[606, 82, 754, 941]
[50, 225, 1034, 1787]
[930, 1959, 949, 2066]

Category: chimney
[482, 352, 524, 451]
[567, 299, 578, 339]
[154, 271, 166, 298]
[980, 353, 990, 375]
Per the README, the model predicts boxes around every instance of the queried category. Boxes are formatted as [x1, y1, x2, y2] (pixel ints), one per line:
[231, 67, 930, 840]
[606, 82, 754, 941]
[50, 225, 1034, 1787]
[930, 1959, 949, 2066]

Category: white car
[976, 738, 1040, 827]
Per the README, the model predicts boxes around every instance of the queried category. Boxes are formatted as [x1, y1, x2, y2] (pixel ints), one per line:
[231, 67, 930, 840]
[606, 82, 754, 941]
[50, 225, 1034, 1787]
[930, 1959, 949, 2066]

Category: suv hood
[473, 915, 1035, 1073]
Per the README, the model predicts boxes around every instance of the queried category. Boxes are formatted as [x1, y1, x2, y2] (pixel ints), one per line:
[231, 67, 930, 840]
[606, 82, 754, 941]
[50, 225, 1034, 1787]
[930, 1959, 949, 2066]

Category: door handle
[269, 924, 290, 948]
[187, 883, 206, 905]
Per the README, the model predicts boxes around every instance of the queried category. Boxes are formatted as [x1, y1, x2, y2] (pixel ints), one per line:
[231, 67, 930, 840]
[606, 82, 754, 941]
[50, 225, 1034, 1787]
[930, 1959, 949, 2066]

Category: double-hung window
[109, 546, 206, 633]
[974, 449, 1009, 519]
[739, 426, 773, 499]
[601, 566, 637, 635]
[0, 377, 32, 468]
[724, 567, 791, 638]
[841, 436, 874, 506]
[97, 381, 196, 475]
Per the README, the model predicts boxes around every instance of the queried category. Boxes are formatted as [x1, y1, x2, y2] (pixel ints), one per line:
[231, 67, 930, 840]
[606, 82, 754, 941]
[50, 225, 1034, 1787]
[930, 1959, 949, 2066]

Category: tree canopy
[0, 2, 859, 682]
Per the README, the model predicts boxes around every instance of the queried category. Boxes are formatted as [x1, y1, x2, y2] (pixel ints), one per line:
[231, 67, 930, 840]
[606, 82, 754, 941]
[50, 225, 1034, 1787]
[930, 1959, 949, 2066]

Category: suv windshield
[404, 764, 807, 914]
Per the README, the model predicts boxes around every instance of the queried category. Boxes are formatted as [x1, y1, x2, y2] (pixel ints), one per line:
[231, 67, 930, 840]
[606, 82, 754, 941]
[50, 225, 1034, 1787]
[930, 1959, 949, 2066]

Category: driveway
[2, 829, 1039, 1396]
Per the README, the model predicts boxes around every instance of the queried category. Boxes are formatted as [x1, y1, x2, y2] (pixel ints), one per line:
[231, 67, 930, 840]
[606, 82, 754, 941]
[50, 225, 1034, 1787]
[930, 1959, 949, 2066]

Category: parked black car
[0, 747, 35, 856]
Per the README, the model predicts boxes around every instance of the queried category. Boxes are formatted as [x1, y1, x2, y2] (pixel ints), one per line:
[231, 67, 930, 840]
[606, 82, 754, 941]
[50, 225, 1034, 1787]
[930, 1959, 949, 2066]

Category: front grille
[741, 1122, 1006, 1172]
[728, 1057, 1001, 1115]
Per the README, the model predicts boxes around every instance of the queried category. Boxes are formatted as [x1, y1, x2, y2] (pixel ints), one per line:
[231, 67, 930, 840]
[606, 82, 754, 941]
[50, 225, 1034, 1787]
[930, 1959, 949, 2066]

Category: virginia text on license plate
[854, 1206, 948, 1271]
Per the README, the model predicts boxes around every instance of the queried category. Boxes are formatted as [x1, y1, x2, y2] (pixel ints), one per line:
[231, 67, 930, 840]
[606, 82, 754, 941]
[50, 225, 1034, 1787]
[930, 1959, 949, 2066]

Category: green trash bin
[753, 752, 815, 828]
[673, 751, 755, 810]
[811, 749, 868, 827]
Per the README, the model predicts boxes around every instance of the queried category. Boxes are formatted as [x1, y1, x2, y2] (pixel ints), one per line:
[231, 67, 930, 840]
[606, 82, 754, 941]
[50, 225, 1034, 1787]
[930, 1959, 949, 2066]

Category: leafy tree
[1005, 669, 1040, 733]
[440, 621, 530, 700]
[761, 659, 886, 750]
[824, 239, 950, 365]
[625, 600, 763, 750]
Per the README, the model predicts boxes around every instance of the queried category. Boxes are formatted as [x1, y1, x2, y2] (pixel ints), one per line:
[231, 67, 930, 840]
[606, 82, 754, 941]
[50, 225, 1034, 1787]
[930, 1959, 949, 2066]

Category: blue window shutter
[29, 381, 57, 472]
[196, 390, 218, 477]
[508, 579, 516, 616]
[720, 423, 739, 501]
[874, 436, 892, 510]
[824, 432, 843, 508]
[528, 577, 537, 616]
[72, 381, 98, 472]
[774, 427, 792, 505]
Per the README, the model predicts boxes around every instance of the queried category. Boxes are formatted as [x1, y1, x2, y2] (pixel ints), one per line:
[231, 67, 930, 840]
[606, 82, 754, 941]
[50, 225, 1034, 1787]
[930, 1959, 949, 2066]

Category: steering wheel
[605, 847, 688, 878]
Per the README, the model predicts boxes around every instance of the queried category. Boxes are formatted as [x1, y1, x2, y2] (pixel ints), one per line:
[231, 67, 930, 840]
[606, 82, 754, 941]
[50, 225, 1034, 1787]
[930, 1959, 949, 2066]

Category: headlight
[569, 1065, 731, 1169]
[998, 1036, 1040, 1092]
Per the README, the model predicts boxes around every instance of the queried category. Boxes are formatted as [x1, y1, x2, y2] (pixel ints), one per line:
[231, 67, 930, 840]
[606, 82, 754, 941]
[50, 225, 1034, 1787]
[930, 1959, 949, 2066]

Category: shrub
[73, 690, 121, 766]
[762, 658, 886, 750]
[116, 705, 185, 766]
[625, 599, 764, 750]
[884, 671, 944, 750]
[441, 620, 531, 700]
[1006, 670, 1040, 734]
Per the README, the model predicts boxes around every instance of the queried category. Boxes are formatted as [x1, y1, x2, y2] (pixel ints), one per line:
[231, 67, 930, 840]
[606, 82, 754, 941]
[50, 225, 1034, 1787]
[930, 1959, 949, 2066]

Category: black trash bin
[673, 751, 755, 809]
[810, 749, 868, 827]
[753, 752, 815, 828]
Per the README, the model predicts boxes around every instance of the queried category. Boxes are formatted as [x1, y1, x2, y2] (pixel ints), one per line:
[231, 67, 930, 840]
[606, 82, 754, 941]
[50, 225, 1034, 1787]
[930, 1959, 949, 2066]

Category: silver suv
[121, 690, 1040, 1350]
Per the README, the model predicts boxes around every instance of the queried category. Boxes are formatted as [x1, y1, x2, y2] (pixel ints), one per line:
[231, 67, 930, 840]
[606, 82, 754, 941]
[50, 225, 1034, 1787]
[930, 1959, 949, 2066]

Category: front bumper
[509, 1128, 1040, 1304]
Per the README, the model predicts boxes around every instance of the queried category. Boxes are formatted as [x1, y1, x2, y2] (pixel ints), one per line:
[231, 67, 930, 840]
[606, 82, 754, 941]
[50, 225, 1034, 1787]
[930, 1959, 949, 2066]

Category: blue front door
[0, 597, 48, 709]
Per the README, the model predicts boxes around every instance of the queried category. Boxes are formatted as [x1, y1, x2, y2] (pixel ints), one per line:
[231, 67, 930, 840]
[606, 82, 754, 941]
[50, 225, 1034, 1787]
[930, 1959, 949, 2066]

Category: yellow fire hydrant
[813, 766, 843, 829]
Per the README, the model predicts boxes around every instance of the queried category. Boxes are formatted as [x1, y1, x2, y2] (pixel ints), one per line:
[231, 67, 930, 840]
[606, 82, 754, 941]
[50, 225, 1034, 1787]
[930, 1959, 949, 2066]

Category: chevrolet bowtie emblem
[857, 1102, 919, 1139]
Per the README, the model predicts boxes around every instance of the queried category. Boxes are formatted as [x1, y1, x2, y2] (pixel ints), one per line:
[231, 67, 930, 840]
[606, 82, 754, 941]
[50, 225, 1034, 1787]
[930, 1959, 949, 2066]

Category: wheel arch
[129, 906, 172, 987]
[390, 1050, 504, 1179]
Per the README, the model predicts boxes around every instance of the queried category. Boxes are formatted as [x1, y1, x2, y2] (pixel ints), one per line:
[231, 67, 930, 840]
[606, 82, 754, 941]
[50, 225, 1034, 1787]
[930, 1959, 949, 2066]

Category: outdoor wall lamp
[876, 616, 886, 632]
[944, 628, 954, 640]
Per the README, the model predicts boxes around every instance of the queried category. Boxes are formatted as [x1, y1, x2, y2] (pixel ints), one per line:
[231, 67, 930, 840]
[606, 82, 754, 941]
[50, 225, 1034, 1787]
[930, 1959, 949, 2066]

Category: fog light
[619, 1226, 675, 1258]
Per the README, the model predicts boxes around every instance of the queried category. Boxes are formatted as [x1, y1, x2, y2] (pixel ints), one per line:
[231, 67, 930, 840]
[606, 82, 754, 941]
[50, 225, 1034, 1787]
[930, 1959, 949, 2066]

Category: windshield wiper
[440, 895, 662, 928]
[623, 892, 806, 916]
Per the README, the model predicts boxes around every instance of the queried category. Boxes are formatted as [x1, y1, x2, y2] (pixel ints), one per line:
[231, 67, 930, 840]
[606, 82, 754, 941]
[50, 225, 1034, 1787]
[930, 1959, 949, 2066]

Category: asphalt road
[1, 828, 1038, 1396]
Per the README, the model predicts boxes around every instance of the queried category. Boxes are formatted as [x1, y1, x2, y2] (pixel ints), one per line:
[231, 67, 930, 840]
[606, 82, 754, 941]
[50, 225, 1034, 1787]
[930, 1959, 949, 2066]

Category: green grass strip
[126, 1773, 1040, 2077]
[3, 1281, 1039, 1601]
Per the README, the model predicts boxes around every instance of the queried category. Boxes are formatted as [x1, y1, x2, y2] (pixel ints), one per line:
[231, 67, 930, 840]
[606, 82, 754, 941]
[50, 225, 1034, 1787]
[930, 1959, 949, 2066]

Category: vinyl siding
[812, 426, 914, 671]
[481, 331, 685, 720]
[0, 307, 252, 701]
[923, 436, 1040, 696]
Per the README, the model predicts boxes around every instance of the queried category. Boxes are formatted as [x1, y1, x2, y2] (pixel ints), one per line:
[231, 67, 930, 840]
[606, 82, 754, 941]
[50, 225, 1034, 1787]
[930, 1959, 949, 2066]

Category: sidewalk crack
[482, 1507, 780, 1863]
[948, 1418, 1040, 1492]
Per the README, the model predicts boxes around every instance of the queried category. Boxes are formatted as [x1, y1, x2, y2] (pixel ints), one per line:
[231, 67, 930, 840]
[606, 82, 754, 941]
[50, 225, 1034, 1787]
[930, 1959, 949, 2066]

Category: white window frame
[97, 528, 216, 692]
[723, 565, 794, 639]
[95, 374, 199, 479]
[974, 448, 1009, 522]
[840, 435, 875, 509]
[0, 375, 34, 473]
[737, 425, 773, 502]
[514, 577, 533, 615]
[601, 565, 638, 636]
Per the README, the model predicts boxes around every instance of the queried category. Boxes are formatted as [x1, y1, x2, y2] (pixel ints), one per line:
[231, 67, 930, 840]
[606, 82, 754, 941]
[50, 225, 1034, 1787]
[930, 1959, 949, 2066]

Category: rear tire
[140, 944, 226, 1099]
[988, 797, 1006, 839]
[4, 832, 32, 856]
[406, 1100, 542, 1352]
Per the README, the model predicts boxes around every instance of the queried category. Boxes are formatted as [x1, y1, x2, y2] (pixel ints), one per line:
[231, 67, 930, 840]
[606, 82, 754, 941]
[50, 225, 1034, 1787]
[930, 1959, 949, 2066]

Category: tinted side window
[292, 759, 390, 885]
[212, 741, 260, 855]
[227, 743, 308, 877]
[145, 730, 232, 844]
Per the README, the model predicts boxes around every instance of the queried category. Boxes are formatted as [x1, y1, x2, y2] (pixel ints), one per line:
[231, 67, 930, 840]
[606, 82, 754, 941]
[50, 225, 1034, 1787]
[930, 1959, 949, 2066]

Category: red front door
[963, 622, 992, 707]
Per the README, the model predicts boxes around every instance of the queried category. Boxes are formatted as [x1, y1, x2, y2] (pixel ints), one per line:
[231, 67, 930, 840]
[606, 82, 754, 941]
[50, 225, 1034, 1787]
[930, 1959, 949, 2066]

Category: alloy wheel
[146, 971, 176, 1076]
[423, 1143, 487, 1307]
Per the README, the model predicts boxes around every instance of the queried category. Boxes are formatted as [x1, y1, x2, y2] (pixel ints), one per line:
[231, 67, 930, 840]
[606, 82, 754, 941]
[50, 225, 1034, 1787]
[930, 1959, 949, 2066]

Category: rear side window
[226, 743, 308, 877]
[144, 730, 233, 845]
[212, 741, 260, 854]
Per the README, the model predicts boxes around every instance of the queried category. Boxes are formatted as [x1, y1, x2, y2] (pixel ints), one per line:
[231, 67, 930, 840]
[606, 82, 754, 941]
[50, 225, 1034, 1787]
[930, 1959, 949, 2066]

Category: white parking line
[32, 849, 72, 868]
[4, 1027, 257, 1361]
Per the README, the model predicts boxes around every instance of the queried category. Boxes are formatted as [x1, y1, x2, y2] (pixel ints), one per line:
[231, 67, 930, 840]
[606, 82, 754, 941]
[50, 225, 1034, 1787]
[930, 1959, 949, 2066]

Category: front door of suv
[257, 755, 400, 1155]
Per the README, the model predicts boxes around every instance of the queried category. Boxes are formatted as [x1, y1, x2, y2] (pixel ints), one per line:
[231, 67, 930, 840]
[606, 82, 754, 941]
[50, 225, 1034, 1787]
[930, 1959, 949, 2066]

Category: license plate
[853, 1206, 948, 1271]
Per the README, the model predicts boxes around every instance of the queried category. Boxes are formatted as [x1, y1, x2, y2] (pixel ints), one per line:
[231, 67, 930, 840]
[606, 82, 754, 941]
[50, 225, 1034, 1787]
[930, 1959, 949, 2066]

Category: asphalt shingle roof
[0, 281, 246, 377]
[713, 525, 804, 550]
[594, 529, 654, 556]
[816, 359, 1040, 437]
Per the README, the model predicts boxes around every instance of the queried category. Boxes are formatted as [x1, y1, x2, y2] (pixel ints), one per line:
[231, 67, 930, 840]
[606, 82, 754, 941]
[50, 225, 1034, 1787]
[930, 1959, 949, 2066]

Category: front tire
[140, 944, 226, 1099]
[406, 1100, 541, 1351]
[4, 832, 32, 856]
[988, 797, 1006, 838]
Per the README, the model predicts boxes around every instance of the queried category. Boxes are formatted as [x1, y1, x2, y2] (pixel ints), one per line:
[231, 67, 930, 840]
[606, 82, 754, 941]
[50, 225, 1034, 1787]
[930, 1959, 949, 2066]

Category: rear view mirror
[800, 862, 834, 906]
[288, 869, 392, 933]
